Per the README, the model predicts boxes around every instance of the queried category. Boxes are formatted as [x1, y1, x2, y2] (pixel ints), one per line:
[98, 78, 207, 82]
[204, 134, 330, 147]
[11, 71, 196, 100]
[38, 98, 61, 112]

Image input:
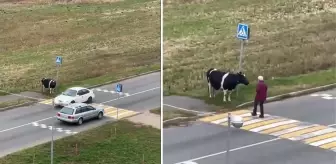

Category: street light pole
[226, 113, 231, 164]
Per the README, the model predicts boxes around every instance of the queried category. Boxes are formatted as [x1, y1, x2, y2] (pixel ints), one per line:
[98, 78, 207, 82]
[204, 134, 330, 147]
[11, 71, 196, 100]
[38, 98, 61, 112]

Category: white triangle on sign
[238, 27, 247, 37]
[56, 58, 61, 63]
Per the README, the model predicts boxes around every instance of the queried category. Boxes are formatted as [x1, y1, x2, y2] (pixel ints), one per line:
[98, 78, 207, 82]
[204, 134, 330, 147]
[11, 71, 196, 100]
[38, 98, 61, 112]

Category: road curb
[236, 83, 336, 108]
[0, 101, 37, 112]
[87, 70, 160, 89]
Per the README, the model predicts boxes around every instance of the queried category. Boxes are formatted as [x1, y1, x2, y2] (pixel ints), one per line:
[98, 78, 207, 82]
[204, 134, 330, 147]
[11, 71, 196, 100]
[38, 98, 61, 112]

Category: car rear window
[60, 107, 74, 115]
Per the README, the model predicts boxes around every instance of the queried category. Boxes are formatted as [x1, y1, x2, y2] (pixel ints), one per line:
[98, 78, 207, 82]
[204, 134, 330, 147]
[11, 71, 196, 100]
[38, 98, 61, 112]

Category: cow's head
[237, 72, 249, 85]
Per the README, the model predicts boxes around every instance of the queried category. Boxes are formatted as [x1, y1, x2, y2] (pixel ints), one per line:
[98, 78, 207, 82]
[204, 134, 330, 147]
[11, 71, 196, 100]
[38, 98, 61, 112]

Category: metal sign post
[114, 83, 123, 136]
[236, 23, 250, 97]
[55, 56, 62, 94]
[115, 83, 123, 120]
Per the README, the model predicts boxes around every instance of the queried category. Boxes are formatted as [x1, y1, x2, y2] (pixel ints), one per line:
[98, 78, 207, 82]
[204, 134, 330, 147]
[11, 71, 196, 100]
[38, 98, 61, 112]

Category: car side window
[86, 106, 95, 111]
[75, 108, 82, 114]
[82, 89, 89, 94]
[77, 90, 83, 96]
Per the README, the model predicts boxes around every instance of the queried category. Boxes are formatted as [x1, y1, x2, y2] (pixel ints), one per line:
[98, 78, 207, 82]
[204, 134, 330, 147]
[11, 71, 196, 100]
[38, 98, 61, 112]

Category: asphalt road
[0, 72, 160, 157]
[163, 88, 336, 164]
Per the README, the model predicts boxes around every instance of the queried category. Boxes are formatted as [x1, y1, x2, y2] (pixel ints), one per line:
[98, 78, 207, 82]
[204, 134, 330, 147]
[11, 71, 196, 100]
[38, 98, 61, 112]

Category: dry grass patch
[0, 0, 160, 94]
[163, 0, 336, 106]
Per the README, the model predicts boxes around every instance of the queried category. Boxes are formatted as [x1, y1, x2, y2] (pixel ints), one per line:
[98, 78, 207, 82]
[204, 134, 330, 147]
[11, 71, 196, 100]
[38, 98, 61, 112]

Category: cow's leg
[223, 89, 227, 102]
[228, 90, 232, 101]
[208, 82, 212, 98]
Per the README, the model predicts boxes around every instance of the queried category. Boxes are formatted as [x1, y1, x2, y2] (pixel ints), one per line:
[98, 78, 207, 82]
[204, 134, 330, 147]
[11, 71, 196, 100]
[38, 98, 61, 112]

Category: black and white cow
[206, 68, 249, 102]
[41, 78, 57, 94]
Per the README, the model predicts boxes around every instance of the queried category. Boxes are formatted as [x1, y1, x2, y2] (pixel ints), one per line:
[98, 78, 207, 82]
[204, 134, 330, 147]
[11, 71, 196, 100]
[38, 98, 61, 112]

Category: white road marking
[250, 120, 299, 132]
[174, 123, 336, 164]
[0, 116, 54, 133]
[0, 87, 158, 133]
[270, 124, 317, 136]
[40, 124, 47, 128]
[289, 128, 336, 141]
[101, 87, 160, 104]
[174, 138, 281, 164]
[310, 136, 336, 146]
[322, 96, 336, 100]
[32, 122, 39, 126]
[321, 94, 332, 97]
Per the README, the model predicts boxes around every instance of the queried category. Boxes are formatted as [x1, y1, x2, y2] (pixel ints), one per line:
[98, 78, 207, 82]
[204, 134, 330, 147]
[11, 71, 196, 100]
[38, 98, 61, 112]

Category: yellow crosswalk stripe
[319, 141, 336, 149]
[279, 126, 326, 139]
[241, 118, 286, 130]
[39, 99, 53, 105]
[199, 110, 250, 122]
[304, 132, 336, 144]
[260, 123, 299, 134]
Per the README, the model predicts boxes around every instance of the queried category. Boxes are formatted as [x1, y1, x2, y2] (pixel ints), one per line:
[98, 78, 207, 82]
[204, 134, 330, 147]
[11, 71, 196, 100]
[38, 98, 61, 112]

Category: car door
[74, 107, 84, 119]
[80, 107, 91, 120]
[76, 90, 85, 102]
[81, 89, 90, 101]
[85, 106, 97, 119]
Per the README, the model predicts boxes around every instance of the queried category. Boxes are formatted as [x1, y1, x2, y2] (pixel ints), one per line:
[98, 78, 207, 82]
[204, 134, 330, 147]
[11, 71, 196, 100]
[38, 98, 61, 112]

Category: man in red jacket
[251, 76, 268, 118]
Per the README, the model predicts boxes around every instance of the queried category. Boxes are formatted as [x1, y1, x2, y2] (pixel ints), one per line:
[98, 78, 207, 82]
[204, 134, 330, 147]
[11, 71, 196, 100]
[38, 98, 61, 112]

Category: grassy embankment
[163, 0, 336, 108]
[0, 0, 160, 96]
[0, 120, 160, 164]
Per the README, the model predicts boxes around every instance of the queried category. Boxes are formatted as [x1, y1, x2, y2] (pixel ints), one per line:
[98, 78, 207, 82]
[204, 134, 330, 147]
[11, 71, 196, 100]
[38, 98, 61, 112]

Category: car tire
[77, 118, 83, 125]
[87, 97, 92, 103]
[97, 112, 103, 119]
[71, 100, 75, 104]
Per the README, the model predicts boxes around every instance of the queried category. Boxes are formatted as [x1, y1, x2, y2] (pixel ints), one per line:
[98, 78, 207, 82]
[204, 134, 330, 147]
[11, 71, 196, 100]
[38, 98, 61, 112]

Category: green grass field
[0, 0, 160, 94]
[163, 0, 336, 107]
[0, 120, 160, 164]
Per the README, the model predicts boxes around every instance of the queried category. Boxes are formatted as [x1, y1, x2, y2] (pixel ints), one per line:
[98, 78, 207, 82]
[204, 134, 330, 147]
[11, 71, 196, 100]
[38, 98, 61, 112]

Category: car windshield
[62, 89, 77, 97]
[60, 107, 74, 115]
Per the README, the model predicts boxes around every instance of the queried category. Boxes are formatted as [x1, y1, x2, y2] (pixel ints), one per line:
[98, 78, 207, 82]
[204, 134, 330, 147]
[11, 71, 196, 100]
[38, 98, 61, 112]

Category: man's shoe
[259, 115, 264, 118]
[251, 112, 257, 116]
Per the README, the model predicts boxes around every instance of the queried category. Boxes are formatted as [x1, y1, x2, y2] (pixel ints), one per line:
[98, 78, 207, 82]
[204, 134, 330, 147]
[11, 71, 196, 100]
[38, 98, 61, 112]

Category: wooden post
[75, 143, 78, 155]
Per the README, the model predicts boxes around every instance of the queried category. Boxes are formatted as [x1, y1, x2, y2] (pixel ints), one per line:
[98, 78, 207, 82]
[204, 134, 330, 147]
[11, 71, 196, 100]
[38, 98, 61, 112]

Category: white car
[53, 87, 95, 107]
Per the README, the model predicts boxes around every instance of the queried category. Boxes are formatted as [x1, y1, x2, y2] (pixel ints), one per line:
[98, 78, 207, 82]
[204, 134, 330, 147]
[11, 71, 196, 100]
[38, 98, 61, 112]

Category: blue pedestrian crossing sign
[115, 83, 123, 93]
[236, 23, 250, 40]
[56, 56, 62, 65]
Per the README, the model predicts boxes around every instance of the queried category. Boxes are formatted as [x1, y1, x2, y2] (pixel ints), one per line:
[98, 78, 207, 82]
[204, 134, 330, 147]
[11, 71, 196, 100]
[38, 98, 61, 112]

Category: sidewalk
[127, 110, 161, 129]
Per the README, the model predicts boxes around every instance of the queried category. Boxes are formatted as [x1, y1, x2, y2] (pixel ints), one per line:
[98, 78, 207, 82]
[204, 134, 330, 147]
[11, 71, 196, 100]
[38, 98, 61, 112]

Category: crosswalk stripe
[279, 125, 326, 139]
[289, 128, 336, 141]
[319, 141, 336, 149]
[260, 123, 299, 134]
[250, 120, 299, 133]
[213, 112, 252, 124]
[40, 99, 52, 105]
[220, 116, 255, 126]
[105, 109, 129, 116]
[304, 131, 336, 144]
[270, 124, 316, 136]
[310, 137, 336, 146]
[241, 118, 286, 131]
[199, 110, 250, 122]
[241, 116, 278, 127]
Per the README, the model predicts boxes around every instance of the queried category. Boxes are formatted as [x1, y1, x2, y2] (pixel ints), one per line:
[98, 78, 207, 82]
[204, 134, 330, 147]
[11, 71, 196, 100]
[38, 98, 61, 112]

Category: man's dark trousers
[252, 99, 264, 117]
